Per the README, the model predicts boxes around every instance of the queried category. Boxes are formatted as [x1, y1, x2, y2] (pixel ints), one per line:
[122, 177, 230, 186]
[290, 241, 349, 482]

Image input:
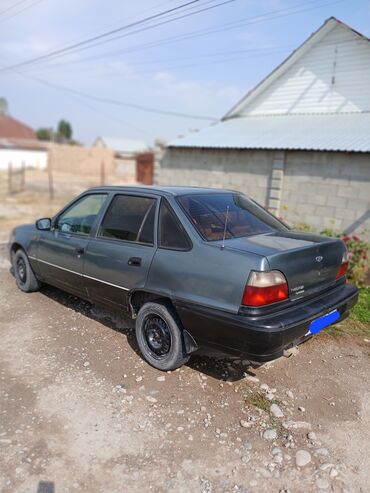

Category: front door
[83, 193, 157, 309]
[37, 193, 108, 296]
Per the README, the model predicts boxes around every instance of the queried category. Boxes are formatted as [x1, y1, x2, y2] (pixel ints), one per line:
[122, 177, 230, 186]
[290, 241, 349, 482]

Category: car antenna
[221, 205, 229, 250]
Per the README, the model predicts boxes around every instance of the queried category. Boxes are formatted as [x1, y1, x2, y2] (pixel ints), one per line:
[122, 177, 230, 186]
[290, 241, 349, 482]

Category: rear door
[83, 193, 158, 309]
[36, 193, 108, 296]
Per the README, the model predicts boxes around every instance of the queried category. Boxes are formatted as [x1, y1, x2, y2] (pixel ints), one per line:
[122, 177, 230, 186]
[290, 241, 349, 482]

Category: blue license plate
[308, 310, 340, 335]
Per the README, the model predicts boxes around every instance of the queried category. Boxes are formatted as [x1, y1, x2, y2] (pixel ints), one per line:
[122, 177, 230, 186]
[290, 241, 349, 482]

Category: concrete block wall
[160, 147, 370, 239]
[160, 148, 274, 206]
[281, 151, 370, 236]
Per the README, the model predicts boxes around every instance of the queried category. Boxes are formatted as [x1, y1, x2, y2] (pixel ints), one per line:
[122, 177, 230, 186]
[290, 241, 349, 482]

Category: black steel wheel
[136, 301, 189, 371]
[12, 249, 40, 293]
[143, 315, 172, 359]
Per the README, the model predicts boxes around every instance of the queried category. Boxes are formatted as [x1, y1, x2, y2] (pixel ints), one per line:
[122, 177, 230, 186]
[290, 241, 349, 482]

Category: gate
[136, 152, 154, 185]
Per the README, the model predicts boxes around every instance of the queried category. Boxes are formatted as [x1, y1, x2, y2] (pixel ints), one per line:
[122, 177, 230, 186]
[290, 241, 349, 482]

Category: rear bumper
[175, 283, 358, 362]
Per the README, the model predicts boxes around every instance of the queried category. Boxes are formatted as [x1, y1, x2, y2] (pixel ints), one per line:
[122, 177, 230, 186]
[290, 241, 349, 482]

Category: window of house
[158, 199, 191, 251]
[99, 195, 155, 244]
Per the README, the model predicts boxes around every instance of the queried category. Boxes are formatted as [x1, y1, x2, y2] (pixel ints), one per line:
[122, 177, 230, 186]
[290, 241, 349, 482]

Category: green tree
[36, 127, 53, 141]
[57, 119, 72, 140]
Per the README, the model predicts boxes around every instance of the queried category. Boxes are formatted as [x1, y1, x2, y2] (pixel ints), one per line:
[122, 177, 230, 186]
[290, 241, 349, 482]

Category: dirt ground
[0, 184, 369, 493]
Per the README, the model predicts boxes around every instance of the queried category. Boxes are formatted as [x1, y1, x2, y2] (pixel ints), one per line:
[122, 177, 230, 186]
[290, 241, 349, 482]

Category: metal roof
[168, 113, 370, 153]
[0, 138, 47, 151]
[96, 136, 148, 153]
[0, 114, 36, 140]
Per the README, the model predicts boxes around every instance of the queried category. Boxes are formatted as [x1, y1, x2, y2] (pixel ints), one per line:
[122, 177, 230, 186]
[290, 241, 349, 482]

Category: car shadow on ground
[36, 481, 54, 493]
[36, 283, 258, 382]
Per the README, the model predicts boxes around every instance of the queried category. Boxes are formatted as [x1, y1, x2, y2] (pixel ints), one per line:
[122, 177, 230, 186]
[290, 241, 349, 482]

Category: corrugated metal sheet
[169, 113, 370, 152]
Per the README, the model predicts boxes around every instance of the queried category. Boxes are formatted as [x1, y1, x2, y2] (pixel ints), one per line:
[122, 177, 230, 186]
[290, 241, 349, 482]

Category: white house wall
[238, 23, 370, 116]
[0, 149, 48, 171]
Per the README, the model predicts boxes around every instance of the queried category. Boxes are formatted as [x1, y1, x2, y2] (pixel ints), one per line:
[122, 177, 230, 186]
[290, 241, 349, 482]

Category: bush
[320, 229, 369, 287]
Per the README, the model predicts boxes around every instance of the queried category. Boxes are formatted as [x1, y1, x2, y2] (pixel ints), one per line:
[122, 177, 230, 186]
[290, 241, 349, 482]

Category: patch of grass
[325, 287, 370, 338]
[244, 390, 271, 413]
[351, 287, 370, 324]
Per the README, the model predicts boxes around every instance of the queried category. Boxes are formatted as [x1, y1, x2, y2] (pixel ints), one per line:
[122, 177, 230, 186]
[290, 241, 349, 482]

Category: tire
[12, 249, 40, 293]
[135, 301, 190, 371]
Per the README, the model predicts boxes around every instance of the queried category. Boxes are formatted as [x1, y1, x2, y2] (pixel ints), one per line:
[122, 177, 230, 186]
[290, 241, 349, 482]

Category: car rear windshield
[177, 193, 287, 241]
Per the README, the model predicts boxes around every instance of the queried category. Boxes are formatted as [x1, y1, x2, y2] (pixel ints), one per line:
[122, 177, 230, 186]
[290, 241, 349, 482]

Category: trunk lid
[218, 231, 346, 301]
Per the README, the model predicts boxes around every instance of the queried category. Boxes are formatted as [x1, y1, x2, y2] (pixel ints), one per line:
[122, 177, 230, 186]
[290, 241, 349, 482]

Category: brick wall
[160, 147, 370, 239]
[48, 143, 115, 176]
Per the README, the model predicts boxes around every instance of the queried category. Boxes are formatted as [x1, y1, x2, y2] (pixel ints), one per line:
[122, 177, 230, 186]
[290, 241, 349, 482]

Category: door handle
[76, 247, 85, 255]
[128, 257, 142, 267]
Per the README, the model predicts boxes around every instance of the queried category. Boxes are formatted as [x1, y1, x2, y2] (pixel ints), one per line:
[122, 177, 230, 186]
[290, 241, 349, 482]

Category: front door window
[57, 194, 107, 235]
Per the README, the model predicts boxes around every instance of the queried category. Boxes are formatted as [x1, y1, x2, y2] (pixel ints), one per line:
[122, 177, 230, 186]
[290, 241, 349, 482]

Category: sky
[1, 0, 370, 146]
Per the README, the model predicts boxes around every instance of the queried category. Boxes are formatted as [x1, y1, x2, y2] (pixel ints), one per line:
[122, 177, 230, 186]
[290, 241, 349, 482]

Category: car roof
[87, 185, 238, 196]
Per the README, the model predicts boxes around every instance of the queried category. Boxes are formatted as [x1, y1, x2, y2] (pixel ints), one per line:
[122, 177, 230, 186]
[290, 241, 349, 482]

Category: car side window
[99, 194, 155, 244]
[158, 199, 191, 251]
[57, 194, 107, 235]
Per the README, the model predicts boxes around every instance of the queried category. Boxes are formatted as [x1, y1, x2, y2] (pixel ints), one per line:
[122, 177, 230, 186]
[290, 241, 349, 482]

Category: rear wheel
[135, 301, 189, 371]
[13, 249, 40, 293]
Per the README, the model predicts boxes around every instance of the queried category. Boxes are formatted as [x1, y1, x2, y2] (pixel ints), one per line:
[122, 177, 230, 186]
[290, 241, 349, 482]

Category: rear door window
[158, 199, 191, 251]
[99, 194, 156, 244]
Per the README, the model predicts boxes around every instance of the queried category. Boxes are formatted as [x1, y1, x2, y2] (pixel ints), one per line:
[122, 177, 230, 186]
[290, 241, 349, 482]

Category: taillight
[336, 251, 349, 279]
[242, 270, 289, 307]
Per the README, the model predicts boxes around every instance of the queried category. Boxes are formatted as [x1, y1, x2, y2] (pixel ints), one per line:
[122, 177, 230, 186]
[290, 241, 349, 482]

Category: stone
[241, 454, 251, 464]
[295, 450, 311, 467]
[240, 420, 252, 428]
[286, 390, 294, 399]
[146, 396, 157, 403]
[315, 448, 330, 457]
[244, 375, 259, 383]
[307, 432, 316, 440]
[270, 403, 284, 418]
[243, 442, 252, 450]
[316, 478, 330, 489]
[282, 421, 311, 430]
[263, 428, 278, 440]
[157, 376, 165, 382]
[260, 383, 269, 392]
[298, 406, 305, 412]
[83, 361, 90, 367]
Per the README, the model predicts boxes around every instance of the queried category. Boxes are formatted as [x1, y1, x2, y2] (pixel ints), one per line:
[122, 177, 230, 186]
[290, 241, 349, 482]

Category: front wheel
[135, 301, 189, 371]
[13, 249, 40, 293]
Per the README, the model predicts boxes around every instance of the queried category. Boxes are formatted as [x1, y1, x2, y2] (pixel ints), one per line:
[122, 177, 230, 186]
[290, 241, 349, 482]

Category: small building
[94, 136, 148, 183]
[0, 112, 47, 170]
[161, 17, 370, 238]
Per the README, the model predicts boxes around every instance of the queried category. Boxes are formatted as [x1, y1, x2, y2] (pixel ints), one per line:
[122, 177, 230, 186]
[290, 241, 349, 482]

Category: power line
[7, 68, 218, 121]
[38, 78, 219, 121]
[0, 0, 29, 17]
[0, 0, 204, 72]
[23, 46, 292, 79]
[0, 0, 44, 22]
[13, 0, 342, 76]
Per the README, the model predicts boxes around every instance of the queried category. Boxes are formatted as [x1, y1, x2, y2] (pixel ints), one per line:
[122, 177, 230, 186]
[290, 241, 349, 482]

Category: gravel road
[0, 247, 369, 493]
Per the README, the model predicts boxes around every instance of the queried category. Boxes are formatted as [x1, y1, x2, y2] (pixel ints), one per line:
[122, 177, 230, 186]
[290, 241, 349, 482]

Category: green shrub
[320, 230, 369, 287]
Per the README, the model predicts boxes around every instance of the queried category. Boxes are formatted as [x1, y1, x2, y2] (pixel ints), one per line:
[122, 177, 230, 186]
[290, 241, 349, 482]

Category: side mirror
[36, 218, 52, 231]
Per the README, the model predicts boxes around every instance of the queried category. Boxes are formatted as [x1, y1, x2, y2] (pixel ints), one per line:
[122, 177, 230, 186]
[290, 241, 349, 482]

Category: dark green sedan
[9, 186, 358, 370]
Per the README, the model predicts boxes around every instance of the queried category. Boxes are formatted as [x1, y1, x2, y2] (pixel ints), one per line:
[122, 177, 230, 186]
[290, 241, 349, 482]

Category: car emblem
[315, 255, 323, 262]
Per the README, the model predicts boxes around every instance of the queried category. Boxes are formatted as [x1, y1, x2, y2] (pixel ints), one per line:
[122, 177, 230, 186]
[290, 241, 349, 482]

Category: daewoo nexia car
[9, 186, 358, 370]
